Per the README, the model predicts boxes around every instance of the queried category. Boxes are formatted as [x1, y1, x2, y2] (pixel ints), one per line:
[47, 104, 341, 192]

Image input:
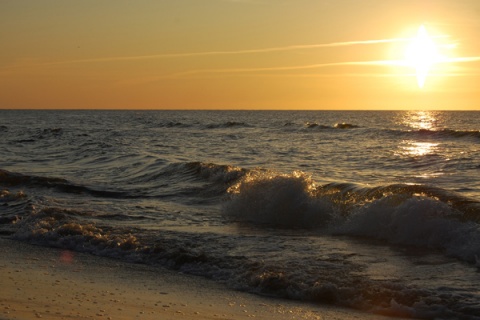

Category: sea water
[1, 110, 479, 319]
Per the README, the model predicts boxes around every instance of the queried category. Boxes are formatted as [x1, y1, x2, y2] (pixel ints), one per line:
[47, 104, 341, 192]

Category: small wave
[183, 162, 247, 183]
[205, 121, 251, 129]
[13, 206, 141, 254]
[0, 189, 29, 229]
[0, 169, 68, 187]
[11, 139, 36, 144]
[122, 161, 248, 202]
[304, 122, 330, 129]
[422, 128, 480, 139]
[141, 161, 247, 186]
[9, 128, 64, 144]
[158, 121, 191, 128]
[34, 127, 63, 139]
[0, 189, 27, 203]
[303, 122, 359, 130]
[0, 169, 127, 198]
[97, 213, 154, 221]
[0, 125, 7, 131]
[386, 128, 480, 140]
[43, 127, 63, 134]
[333, 122, 359, 129]
[407, 128, 480, 140]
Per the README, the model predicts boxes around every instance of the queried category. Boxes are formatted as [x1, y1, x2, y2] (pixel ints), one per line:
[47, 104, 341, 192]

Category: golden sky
[1, 0, 480, 110]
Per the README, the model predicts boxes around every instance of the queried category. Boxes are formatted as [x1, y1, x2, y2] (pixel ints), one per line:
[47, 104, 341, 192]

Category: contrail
[174, 60, 402, 77]
[173, 55, 480, 77]
[38, 38, 414, 66]
[440, 57, 480, 63]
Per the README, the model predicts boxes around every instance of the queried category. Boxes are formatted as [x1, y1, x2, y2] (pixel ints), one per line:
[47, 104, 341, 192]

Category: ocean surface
[1, 110, 479, 319]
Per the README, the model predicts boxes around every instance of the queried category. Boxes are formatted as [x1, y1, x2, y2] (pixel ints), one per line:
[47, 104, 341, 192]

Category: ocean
[1, 110, 479, 319]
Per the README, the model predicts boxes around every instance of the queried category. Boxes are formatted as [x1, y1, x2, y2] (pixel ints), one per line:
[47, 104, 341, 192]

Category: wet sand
[0, 238, 411, 320]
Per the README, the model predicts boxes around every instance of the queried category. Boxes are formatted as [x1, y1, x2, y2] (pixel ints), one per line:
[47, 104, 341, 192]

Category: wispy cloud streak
[174, 60, 401, 77]
[441, 57, 480, 63]
[172, 55, 480, 78]
[38, 38, 413, 67]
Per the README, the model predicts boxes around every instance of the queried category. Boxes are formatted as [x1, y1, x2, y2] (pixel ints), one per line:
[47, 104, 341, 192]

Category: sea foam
[224, 171, 480, 264]
[224, 170, 334, 228]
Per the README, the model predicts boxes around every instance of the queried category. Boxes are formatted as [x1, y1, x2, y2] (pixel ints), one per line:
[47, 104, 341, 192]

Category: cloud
[29, 37, 413, 67]
[166, 55, 480, 79]
[7, 34, 478, 81]
[442, 57, 480, 63]
[173, 60, 402, 77]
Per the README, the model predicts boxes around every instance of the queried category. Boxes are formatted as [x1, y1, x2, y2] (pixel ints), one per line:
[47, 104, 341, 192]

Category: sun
[404, 25, 441, 88]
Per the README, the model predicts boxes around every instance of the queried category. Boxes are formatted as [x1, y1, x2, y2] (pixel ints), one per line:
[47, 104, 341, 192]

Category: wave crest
[224, 171, 333, 228]
[336, 195, 480, 263]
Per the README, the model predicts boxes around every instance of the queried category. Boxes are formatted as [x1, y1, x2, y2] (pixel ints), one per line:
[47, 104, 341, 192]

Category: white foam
[224, 173, 480, 264]
[336, 195, 480, 263]
[223, 171, 333, 228]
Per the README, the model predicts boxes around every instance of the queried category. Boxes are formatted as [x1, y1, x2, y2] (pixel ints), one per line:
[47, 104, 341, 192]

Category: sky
[1, 0, 480, 110]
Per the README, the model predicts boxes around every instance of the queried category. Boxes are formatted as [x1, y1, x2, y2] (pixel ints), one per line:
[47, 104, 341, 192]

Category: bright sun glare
[404, 25, 441, 88]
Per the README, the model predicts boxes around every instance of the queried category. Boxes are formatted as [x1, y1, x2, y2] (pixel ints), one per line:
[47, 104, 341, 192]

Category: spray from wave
[223, 169, 480, 264]
[224, 170, 334, 228]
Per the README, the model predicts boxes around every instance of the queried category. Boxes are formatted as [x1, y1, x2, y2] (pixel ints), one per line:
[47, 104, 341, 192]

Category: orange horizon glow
[1, 1, 480, 110]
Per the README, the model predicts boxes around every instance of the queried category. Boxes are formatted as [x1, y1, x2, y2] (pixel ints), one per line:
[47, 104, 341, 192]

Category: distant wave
[305, 122, 331, 129]
[205, 121, 252, 129]
[333, 122, 359, 129]
[304, 124, 479, 138]
[34, 127, 63, 138]
[416, 128, 480, 139]
[10, 127, 64, 144]
[158, 121, 192, 128]
[384, 128, 480, 140]
[304, 122, 359, 129]
[146, 120, 254, 129]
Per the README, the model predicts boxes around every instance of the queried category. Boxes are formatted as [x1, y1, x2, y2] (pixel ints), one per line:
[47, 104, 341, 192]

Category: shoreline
[0, 238, 411, 320]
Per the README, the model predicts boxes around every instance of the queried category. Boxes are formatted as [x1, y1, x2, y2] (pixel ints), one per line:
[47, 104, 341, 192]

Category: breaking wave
[223, 169, 480, 264]
[2, 160, 480, 319]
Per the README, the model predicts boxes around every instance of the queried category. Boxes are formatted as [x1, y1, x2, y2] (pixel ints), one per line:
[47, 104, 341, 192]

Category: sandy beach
[0, 238, 413, 320]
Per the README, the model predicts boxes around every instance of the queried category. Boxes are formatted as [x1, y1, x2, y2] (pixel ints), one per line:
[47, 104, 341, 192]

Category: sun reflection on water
[400, 110, 440, 130]
[399, 140, 439, 157]
[395, 111, 441, 158]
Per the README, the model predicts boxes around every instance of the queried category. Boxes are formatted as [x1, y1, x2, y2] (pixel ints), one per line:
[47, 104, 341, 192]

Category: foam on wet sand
[0, 238, 409, 320]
